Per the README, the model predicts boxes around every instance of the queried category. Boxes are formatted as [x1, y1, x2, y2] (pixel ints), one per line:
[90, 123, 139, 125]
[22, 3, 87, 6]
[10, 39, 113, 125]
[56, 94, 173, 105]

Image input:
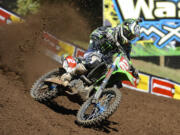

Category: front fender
[112, 69, 135, 86]
[95, 69, 135, 86]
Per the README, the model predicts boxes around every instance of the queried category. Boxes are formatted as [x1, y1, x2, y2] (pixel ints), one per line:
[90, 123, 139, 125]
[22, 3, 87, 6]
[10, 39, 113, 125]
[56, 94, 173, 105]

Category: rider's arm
[130, 63, 139, 79]
[125, 47, 139, 79]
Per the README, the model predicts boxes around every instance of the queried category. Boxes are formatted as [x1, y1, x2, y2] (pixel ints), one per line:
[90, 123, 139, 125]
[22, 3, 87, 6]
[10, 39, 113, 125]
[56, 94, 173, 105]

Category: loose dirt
[0, 3, 180, 135]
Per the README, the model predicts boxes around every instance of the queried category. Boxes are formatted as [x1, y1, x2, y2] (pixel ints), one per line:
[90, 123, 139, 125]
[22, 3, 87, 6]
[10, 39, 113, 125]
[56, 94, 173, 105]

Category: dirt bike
[30, 51, 138, 127]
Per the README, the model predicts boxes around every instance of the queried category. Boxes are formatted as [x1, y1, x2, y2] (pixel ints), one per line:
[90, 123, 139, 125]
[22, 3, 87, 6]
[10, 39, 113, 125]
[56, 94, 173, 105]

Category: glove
[60, 54, 68, 64]
[131, 66, 139, 79]
[133, 69, 139, 79]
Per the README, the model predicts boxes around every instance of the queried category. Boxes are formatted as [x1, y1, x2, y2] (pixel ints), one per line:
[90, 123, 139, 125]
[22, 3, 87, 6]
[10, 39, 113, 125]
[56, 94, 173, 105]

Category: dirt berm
[0, 3, 180, 135]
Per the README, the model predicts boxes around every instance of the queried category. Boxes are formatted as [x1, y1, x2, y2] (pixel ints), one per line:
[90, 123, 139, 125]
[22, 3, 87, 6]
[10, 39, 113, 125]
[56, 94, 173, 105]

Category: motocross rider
[61, 18, 142, 98]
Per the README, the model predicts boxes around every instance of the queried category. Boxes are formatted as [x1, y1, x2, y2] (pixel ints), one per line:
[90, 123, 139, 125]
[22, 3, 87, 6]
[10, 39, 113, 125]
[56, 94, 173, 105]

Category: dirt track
[0, 3, 180, 135]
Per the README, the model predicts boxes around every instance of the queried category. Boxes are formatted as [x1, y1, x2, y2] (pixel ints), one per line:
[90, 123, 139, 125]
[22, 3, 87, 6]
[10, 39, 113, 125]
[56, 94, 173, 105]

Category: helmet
[121, 18, 142, 41]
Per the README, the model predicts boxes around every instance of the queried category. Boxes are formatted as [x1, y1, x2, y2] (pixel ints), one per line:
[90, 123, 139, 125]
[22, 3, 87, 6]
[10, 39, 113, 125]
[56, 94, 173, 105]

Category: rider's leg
[76, 51, 103, 100]
[60, 57, 87, 87]
[83, 50, 102, 70]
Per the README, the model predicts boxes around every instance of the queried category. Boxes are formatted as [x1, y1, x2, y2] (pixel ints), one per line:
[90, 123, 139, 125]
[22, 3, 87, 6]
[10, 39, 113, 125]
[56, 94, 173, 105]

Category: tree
[16, 0, 40, 16]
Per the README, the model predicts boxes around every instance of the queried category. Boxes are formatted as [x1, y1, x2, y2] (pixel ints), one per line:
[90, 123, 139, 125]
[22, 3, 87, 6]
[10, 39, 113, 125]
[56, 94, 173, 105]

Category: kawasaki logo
[113, 0, 180, 48]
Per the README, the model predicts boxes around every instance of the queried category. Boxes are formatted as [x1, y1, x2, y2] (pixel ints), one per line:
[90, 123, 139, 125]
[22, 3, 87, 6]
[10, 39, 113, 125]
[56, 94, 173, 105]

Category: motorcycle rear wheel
[76, 87, 121, 126]
[30, 68, 65, 102]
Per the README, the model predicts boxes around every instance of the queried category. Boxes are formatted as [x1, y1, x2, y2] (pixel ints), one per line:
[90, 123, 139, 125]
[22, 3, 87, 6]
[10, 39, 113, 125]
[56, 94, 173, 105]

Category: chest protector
[90, 26, 117, 54]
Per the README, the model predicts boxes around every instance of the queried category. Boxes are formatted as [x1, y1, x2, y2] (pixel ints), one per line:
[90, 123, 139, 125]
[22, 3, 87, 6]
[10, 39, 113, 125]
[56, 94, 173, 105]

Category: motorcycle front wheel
[76, 87, 121, 126]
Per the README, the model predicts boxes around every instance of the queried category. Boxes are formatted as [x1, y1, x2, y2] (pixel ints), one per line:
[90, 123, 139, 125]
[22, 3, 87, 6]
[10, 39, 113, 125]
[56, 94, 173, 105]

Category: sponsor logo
[75, 48, 85, 58]
[0, 7, 21, 24]
[113, 0, 180, 48]
[0, 7, 11, 24]
[0, 15, 5, 21]
[119, 56, 129, 71]
[66, 56, 77, 68]
[151, 77, 174, 97]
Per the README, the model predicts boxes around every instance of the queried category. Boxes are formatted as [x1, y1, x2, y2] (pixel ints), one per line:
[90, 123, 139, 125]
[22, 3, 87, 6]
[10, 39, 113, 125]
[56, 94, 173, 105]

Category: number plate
[119, 56, 129, 71]
[66, 56, 77, 68]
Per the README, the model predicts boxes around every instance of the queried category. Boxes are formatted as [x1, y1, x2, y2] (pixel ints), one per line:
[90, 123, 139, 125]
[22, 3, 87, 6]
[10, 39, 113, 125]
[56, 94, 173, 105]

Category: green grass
[73, 40, 180, 83]
[132, 43, 180, 56]
[132, 59, 180, 83]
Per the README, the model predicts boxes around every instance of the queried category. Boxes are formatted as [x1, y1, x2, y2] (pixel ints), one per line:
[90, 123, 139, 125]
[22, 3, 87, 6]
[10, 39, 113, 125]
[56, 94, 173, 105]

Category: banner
[123, 73, 150, 93]
[43, 32, 76, 63]
[0, 7, 21, 24]
[103, 0, 180, 56]
[151, 77, 174, 98]
[43, 32, 180, 100]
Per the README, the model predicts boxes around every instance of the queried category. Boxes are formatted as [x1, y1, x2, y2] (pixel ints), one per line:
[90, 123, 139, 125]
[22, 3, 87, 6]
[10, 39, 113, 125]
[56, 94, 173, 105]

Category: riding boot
[60, 73, 72, 87]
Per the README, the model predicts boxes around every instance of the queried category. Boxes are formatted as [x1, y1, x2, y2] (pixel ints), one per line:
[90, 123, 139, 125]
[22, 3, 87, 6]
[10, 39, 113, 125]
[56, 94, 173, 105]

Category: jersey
[87, 25, 132, 60]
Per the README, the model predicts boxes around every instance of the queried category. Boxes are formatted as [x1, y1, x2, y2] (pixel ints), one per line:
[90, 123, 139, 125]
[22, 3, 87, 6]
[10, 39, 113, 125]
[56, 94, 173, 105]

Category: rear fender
[44, 77, 63, 85]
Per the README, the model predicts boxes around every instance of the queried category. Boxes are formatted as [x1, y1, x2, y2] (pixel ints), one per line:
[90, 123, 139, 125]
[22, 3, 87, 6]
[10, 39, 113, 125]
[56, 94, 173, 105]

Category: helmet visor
[129, 22, 140, 39]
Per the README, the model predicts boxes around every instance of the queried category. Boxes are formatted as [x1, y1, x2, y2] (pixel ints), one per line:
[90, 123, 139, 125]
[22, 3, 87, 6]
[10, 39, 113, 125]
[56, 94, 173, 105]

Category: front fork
[93, 61, 117, 102]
